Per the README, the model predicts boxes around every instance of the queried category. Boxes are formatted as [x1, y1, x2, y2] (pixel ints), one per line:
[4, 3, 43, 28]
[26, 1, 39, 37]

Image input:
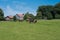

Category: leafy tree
[0, 8, 4, 21]
[36, 6, 45, 19]
[36, 6, 53, 19]
[24, 12, 35, 20]
[54, 3, 60, 14]
[53, 3, 60, 19]
[36, 9, 42, 19]
[13, 15, 17, 21]
[55, 14, 60, 19]
[29, 14, 35, 19]
[24, 12, 30, 20]
[55, 3, 60, 9]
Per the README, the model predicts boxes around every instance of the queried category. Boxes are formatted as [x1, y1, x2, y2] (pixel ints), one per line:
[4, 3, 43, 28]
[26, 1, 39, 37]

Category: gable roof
[6, 15, 13, 19]
[16, 14, 24, 18]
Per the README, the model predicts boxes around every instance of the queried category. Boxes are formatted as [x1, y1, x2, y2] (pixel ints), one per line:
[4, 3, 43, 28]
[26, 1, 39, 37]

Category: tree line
[36, 3, 60, 19]
[0, 3, 60, 21]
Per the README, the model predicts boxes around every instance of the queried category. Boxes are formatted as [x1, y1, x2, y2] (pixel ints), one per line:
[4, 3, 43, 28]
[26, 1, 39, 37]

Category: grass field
[0, 20, 60, 40]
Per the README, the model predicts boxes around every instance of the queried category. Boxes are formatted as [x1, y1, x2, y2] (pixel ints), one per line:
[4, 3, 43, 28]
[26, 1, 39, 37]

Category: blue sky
[0, 0, 60, 16]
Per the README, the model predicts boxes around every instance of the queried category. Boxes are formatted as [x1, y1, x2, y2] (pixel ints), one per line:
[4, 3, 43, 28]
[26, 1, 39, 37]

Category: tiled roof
[16, 14, 24, 17]
[6, 15, 13, 19]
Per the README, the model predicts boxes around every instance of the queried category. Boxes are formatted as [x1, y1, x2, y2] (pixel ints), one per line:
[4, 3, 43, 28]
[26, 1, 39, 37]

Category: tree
[29, 14, 35, 19]
[24, 12, 29, 20]
[36, 6, 45, 19]
[0, 8, 4, 21]
[24, 12, 35, 20]
[55, 3, 60, 9]
[36, 6, 53, 19]
[54, 3, 60, 14]
[13, 15, 17, 21]
[53, 3, 60, 19]
[36, 12, 42, 19]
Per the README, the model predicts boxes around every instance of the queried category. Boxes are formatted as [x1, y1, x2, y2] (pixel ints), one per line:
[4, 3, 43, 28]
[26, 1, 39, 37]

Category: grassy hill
[0, 20, 60, 40]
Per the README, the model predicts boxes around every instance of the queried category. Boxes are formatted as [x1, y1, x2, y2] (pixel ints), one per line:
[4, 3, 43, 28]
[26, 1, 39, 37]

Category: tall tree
[13, 15, 17, 21]
[36, 6, 53, 19]
[54, 3, 60, 14]
[0, 8, 4, 21]
[24, 12, 30, 20]
[24, 12, 34, 20]
[36, 6, 45, 19]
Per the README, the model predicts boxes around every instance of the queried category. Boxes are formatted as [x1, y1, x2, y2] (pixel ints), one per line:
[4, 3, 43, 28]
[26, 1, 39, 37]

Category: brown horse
[29, 18, 37, 23]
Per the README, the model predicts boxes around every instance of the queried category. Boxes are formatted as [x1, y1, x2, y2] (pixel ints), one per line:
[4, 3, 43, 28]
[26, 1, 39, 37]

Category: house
[5, 15, 13, 21]
[16, 14, 24, 21]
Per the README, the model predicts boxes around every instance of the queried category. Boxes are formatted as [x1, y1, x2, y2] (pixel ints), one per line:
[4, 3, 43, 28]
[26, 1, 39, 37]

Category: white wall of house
[5, 18, 10, 21]
[16, 15, 20, 20]
[16, 14, 24, 20]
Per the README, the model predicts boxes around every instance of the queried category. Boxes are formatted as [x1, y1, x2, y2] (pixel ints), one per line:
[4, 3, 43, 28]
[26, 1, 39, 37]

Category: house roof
[6, 15, 13, 19]
[16, 14, 24, 17]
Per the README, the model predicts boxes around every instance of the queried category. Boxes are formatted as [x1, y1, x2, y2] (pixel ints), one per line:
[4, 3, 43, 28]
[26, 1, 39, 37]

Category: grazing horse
[28, 18, 37, 23]
[29, 18, 34, 23]
[26, 17, 37, 23]
[34, 19, 37, 23]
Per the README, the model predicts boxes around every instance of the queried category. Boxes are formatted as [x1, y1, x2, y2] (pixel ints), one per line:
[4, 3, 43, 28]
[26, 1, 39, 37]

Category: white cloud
[4, 0, 36, 16]
[12, 0, 36, 13]
[14, 3, 36, 14]
[4, 5, 20, 16]
[4, 5, 36, 16]
[13, 1, 26, 5]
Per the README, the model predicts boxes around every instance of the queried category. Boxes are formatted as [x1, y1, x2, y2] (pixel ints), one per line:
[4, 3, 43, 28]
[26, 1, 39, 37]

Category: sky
[0, 0, 60, 16]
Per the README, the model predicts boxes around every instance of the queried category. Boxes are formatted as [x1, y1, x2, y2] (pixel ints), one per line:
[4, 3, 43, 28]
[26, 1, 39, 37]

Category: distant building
[16, 14, 24, 21]
[5, 15, 13, 21]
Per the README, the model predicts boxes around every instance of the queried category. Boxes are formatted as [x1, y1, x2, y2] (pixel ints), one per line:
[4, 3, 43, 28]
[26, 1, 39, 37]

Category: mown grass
[0, 20, 60, 40]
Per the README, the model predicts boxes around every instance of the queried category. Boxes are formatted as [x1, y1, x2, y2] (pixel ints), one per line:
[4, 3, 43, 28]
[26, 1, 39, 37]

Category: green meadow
[0, 20, 60, 40]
